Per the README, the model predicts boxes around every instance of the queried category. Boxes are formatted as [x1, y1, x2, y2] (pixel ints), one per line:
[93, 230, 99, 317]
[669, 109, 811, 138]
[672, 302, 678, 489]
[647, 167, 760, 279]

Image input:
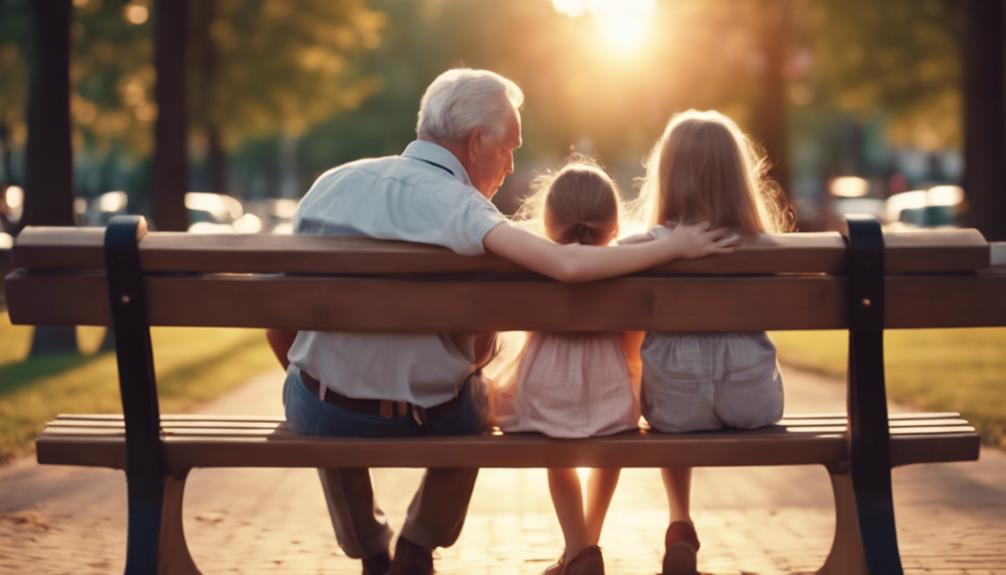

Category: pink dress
[493, 332, 640, 438]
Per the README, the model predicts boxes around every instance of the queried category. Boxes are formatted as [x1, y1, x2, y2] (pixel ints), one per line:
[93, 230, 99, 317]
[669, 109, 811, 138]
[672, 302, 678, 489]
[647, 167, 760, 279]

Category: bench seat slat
[36, 413, 979, 470]
[49, 412, 968, 422]
[38, 424, 977, 438]
[41, 416, 973, 431]
[10, 227, 991, 275]
[8, 270, 1006, 331]
[44, 413, 971, 425]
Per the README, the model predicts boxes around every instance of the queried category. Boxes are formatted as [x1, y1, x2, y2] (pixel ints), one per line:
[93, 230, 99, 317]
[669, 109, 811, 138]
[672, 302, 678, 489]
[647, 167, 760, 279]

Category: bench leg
[156, 468, 200, 575]
[819, 463, 867, 575]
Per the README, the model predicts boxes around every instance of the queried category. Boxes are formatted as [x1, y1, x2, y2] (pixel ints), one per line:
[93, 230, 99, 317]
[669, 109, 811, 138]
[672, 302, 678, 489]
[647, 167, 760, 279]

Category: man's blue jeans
[283, 368, 488, 559]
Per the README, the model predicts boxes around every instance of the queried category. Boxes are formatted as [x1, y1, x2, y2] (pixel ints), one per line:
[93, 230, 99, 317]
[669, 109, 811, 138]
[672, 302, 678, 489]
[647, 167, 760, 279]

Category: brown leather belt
[299, 369, 465, 422]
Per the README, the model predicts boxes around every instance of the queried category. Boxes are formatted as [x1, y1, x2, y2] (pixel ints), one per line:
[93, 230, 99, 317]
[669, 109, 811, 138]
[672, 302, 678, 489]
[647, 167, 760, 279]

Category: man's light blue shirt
[287, 140, 507, 407]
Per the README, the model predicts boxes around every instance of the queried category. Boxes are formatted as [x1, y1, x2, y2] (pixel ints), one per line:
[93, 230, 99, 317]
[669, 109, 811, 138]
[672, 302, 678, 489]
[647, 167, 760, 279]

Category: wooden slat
[35, 422, 978, 470]
[38, 425, 977, 440]
[42, 413, 971, 431]
[11, 226, 990, 275]
[8, 270, 1006, 331]
[54, 413, 288, 422]
[76, 413, 969, 423]
[774, 412, 965, 420]
[39, 422, 976, 437]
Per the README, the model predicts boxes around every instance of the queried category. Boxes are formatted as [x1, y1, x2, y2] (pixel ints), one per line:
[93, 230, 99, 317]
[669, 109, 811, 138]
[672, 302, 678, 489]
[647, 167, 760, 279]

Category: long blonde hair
[516, 159, 621, 246]
[638, 110, 792, 237]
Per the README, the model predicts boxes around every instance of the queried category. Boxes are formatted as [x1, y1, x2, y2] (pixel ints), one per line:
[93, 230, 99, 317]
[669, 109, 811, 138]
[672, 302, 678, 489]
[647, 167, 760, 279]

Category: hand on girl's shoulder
[657, 221, 741, 259]
[617, 222, 740, 253]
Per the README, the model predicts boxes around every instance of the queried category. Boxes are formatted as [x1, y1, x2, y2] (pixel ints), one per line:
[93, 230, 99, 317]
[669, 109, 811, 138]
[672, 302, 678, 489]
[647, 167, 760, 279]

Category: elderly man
[268, 68, 734, 575]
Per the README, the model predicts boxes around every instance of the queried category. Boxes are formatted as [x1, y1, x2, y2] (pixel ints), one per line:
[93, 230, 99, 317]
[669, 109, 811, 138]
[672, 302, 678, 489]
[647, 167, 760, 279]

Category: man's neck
[420, 137, 470, 175]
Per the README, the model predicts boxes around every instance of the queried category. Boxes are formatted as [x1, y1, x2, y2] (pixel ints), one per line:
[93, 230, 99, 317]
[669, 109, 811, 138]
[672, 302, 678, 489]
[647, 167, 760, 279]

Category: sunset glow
[552, 0, 656, 57]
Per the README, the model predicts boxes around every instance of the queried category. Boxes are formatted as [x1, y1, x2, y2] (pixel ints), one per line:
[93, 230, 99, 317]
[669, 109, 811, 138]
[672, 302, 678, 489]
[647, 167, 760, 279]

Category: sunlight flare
[553, 0, 656, 57]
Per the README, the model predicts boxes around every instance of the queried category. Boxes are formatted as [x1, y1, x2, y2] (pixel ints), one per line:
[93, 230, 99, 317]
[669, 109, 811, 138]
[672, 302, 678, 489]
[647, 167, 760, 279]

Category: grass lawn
[771, 328, 1006, 447]
[0, 310, 277, 462]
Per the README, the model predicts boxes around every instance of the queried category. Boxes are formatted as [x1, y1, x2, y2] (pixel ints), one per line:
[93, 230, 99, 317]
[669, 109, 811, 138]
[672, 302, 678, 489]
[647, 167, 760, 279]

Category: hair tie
[576, 221, 597, 245]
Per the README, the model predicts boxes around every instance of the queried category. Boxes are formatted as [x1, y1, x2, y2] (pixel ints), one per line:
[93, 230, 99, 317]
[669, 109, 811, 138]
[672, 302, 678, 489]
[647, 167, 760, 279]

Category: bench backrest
[4, 221, 1005, 332]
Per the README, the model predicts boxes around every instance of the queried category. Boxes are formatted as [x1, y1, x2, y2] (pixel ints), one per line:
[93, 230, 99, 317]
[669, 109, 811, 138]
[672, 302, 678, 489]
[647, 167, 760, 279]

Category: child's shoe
[662, 521, 700, 575]
[542, 553, 564, 575]
[542, 546, 605, 575]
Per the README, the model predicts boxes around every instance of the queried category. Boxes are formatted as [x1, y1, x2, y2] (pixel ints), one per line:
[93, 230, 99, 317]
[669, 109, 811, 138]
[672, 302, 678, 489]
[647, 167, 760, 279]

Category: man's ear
[465, 128, 484, 161]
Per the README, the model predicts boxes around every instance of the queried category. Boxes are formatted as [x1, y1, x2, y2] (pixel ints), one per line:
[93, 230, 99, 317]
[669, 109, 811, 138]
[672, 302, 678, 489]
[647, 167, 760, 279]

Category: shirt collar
[401, 140, 472, 186]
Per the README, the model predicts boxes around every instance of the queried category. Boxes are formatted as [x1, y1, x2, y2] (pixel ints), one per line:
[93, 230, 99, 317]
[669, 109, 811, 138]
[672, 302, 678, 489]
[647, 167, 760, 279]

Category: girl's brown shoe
[663, 521, 700, 575]
[551, 546, 603, 575]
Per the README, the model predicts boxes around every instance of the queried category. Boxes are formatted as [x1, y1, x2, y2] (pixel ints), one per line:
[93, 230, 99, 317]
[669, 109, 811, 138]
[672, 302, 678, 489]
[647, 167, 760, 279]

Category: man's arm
[483, 221, 736, 283]
[265, 329, 297, 370]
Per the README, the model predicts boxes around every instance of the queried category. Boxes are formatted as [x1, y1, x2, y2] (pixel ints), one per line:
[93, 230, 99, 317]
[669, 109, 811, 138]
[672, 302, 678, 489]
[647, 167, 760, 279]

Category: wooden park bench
[5, 215, 1005, 574]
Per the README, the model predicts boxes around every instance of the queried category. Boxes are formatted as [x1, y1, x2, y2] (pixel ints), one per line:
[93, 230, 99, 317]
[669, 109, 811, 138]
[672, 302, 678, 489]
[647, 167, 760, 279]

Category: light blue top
[287, 140, 507, 407]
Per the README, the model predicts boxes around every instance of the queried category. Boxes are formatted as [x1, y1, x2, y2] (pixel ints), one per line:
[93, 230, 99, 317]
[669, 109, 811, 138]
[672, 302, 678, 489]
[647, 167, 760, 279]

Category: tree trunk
[24, 0, 74, 230]
[193, 0, 227, 195]
[24, 0, 77, 355]
[152, 0, 189, 231]
[0, 122, 12, 188]
[962, 0, 1006, 240]
[208, 125, 227, 194]
[0, 121, 12, 233]
[753, 0, 792, 200]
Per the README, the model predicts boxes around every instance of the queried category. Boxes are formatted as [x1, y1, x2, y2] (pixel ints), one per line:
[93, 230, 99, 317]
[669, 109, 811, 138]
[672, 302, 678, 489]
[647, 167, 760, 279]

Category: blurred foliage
[0, 0, 975, 202]
[188, 0, 384, 144]
[286, 0, 793, 193]
[0, 0, 28, 149]
[71, 0, 153, 154]
[0, 0, 383, 195]
[797, 0, 962, 149]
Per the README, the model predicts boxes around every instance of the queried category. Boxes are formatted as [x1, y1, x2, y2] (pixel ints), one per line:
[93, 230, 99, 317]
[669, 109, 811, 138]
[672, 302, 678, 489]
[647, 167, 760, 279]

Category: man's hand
[663, 222, 740, 259]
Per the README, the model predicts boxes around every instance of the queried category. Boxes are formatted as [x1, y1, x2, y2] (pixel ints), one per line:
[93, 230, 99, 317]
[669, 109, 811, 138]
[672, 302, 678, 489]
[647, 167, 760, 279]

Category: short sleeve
[441, 192, 507, 255]
[650, 224, 674, 239]
[617, 230, 657, 245]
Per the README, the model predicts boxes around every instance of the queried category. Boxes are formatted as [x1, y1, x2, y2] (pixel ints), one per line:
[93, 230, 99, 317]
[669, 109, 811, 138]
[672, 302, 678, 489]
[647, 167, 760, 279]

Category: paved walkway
[1, 365, 1004, 574]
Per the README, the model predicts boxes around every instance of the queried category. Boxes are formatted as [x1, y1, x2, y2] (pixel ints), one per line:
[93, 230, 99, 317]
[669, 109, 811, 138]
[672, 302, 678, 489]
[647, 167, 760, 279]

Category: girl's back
[493, 162, 640, 438]
[497, 331, 638, 437]
[635, 110, 792, 434]
[641, 331, 782, 432]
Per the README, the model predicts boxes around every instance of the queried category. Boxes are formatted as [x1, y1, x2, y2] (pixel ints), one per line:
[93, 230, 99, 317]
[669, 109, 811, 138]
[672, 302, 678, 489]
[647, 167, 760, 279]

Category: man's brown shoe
[662, 521, 700, 575]
[361, 550, 391, 575]
[563, 545, 605, 575]
[388, 537, 434, 575]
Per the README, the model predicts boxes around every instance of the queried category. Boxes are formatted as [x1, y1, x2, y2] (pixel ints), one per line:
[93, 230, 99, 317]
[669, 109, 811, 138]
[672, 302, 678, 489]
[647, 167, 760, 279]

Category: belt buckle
[411, 405, 429, 427]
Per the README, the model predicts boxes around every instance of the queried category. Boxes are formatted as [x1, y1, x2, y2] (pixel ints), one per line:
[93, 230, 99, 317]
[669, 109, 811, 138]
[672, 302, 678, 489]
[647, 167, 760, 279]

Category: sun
[553, 0, 657, 57]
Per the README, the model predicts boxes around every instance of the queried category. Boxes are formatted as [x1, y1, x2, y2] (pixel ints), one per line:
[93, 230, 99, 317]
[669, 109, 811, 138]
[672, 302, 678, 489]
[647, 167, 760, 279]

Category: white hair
[416, 68, 524, 143]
